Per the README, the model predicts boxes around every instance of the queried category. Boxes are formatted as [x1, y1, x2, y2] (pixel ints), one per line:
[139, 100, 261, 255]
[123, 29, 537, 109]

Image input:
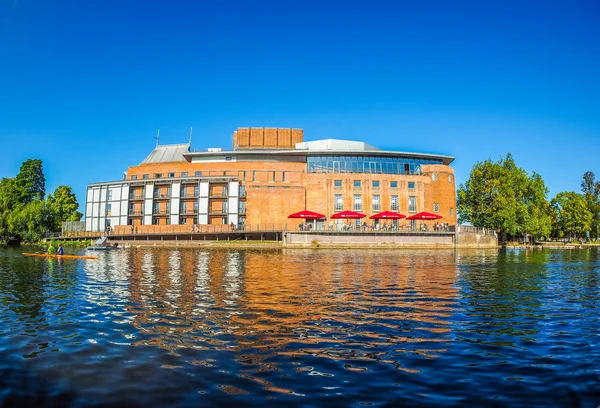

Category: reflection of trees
[455, 248, 548, 343]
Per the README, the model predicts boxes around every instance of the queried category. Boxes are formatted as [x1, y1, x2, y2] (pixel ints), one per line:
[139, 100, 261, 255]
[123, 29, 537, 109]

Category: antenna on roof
[155, 130, 160, 148]
[189, 127, 192, 147]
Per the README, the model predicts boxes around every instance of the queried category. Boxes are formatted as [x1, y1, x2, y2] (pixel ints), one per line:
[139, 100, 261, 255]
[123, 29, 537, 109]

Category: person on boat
[57, 244, 64, 255]
[47, 243, 56, 254]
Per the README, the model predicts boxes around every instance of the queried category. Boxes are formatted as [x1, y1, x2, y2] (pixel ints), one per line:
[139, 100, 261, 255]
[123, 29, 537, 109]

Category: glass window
[195, 171, 202, 177]
[391, 195, 398, 211]
[432, 173, 438, 181]
[152, 217, 159, 225]
[408, 181, 415, 189]
[131, 175, 137, 180]
[390, 181, 398, 188]
[168, 172, 175, 178]
[353, 180, 361, 188]
[143, 174, 149, 179]
[450, 208, 454, 216]
[372, 180, 380, 188]
[372, 195, 380, 211]
[182, 172, 188, 177]
[334, 180, 343, 187]
[155, 173, 161, 178]
[106, 203, 111, 216]
[252, 171, 256, 182]
[434, 203, 439, 212]
[334, 194, 343, 211]
[354, 194, 362, 211]
[408, 196, 417, 212]
[107, 190, 112, 200]
[448, 175, 453, 183]
[282, 172, 286, 182]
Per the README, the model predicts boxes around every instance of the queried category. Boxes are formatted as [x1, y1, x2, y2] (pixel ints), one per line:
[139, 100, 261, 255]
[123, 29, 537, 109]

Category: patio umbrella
[287, 210, 326, 219]
[330, 210, 366, 219]
[288, 210, 326, 230]
[369, 211, 406, 220]
[406, 211, 442, 220]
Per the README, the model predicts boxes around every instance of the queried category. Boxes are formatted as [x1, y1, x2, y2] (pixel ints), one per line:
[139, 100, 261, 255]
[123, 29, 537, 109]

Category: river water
[0, 246, 598, 407]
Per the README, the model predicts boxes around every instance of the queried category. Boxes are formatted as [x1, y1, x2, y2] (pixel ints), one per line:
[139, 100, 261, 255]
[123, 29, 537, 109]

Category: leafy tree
[7, 201, 51, 243]
[0, 178, 23, 242]
[16, 159, 46, 203]
[457, 153, 553, 243]
[551, 192, 592, 238]
[581, 171, 600, 239]
[46, 185, 83, 231]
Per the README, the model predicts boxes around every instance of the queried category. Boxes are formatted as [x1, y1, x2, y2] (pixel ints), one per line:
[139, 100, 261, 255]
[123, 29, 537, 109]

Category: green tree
[581, 171, 600, 239]
[0, 178, 23, 242]
[457, 153, 553, 243]
[551, 192, 593, 238]
[46, 185, 83, 231]
[7, 201, 51, 243]
[16, 159, 46, 203]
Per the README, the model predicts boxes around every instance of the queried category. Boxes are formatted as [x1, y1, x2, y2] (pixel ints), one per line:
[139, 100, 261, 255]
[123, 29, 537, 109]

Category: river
[0, 246, 598, 407]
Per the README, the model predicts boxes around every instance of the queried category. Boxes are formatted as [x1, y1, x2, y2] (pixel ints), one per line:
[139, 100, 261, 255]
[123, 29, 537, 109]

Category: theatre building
[84, 127, 456, 233]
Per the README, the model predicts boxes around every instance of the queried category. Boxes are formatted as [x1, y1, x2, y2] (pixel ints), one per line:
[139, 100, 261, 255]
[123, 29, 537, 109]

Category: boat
[87, 236, 120, 251]
[23, 253, 100, 260]
[87, 245, 119, 251]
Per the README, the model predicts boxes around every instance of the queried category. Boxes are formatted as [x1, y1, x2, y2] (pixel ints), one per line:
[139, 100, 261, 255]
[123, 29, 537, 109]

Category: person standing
[57, 244, 64, 255]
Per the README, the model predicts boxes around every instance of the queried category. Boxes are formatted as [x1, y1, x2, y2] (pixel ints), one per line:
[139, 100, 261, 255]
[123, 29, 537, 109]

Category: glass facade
[307, 155, 442, 175]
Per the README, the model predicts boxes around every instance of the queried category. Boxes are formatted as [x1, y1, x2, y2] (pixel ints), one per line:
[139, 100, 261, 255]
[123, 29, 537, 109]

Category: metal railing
[153, 193, 171, 199]
[129, 194, 144, 200]
[180, 193, 199, 198]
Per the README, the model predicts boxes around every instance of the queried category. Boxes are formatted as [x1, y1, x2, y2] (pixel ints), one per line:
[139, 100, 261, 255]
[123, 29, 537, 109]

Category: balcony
[238, 208, 246, 215]
[129, 210, 144, 216]
[153, 193, 171, 200]
[129, 194, 144, 200]
[179, 209, 198, 215]
[209, 193, 228, 199]
[180, 193, 199, 199]
[209, 210, 228, 216]
[152, 210, 170, 215]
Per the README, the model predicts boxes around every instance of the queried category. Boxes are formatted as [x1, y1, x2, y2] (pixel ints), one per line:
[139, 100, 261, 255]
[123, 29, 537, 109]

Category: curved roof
[141, 143, 190, 164]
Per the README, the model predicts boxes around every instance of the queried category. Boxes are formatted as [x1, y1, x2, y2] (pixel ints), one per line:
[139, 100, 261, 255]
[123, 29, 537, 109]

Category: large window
[307, 155, 441, 175]
[195, 171, 202, 177]
[334, 180, 343, 187]
[354, 194, 362, 211]
[391, 195, 398, 211]
[408, 196, 417, 212]
[372, 180, 380, 188]
[408, 181, 415, 190]
[353, 180, 361, 188]
[372, 195, 380, 211]
[390, 181, 398, 189]
[335, 194, 343, 211]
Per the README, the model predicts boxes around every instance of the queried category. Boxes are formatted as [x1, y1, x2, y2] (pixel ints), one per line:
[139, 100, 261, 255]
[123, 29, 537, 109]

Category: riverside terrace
[49, 224, 498, 248]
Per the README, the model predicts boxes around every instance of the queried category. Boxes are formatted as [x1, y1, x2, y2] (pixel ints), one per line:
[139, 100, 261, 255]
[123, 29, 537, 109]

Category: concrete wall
[455, 231, 498, 248]
[285, 232, 455, 248]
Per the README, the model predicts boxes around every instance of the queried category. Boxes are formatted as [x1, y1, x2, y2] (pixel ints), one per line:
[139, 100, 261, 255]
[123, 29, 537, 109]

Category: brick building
[85, 127, 456, 232]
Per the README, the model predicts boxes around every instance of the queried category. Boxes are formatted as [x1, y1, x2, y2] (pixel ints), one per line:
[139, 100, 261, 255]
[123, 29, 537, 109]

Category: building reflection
[121, 248, 459, 372]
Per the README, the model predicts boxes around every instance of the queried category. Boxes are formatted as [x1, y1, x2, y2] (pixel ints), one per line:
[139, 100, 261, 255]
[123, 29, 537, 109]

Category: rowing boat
[22, 253, 100, 260]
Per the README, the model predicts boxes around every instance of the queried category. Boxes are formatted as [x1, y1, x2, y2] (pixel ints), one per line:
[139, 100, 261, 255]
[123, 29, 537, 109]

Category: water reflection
[0, 246, 598, 407]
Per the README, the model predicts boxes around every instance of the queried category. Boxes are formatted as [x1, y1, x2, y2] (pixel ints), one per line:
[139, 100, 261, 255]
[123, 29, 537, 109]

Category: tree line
[457, 153, 599, 243]
[0, 159, 82, 243]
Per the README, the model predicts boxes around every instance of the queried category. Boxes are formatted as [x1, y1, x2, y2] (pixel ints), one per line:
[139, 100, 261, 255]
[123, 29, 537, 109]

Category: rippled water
[0, 246, 599, 407]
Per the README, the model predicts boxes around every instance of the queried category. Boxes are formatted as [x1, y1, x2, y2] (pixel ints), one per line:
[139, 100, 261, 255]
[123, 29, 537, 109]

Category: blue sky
[1, 0, 598, 208]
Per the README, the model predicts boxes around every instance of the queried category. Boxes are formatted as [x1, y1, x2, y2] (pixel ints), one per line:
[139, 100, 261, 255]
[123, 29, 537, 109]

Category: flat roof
[184, 149, 454, 165]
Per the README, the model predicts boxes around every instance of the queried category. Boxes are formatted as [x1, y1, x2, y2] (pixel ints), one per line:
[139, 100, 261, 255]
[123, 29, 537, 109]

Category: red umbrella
[288, 210, 326, 219]
[406, 211, 442, 220]
[369, 211, 406, 220]
[330, 210, 366, 219]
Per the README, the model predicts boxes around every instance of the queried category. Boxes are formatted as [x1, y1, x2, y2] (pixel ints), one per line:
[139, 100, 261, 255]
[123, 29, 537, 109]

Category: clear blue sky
[1, 0, 599, 208]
